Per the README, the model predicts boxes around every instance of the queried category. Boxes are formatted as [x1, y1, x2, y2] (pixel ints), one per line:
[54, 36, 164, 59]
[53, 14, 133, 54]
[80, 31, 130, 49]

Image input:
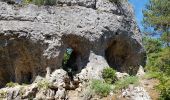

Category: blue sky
[129, 0, 148, 30]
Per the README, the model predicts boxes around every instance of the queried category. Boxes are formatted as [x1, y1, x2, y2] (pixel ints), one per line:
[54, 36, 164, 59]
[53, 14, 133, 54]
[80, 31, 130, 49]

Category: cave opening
[20, 71, 33, 84]
[105, 40, 129, 73]
[62, 48, 79, 80]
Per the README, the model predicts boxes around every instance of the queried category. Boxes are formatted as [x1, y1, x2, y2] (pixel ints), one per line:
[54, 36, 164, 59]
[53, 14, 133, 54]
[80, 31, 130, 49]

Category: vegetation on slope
[90, 67, 139, 97]
[102, 67, 117, 84]
[143, 0, 170, 99]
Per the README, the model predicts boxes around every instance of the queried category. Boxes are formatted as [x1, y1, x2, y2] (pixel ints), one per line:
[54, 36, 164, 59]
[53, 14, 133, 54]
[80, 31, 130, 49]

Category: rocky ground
[0, 67, 160, 100]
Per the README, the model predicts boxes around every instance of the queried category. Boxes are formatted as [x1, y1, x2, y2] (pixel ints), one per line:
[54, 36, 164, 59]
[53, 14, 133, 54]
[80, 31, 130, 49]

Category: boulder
[122, 86, 151, 100]
[21, 84, 38, 99]
[48, 69, 70, 89]
[35, 89, 55, 100]
[55, 87, 66, 100]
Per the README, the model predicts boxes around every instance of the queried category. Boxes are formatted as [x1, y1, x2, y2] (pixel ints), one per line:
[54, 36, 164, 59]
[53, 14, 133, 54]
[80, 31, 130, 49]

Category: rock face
[122, 86, 151, 100]
[0, 0, 146, 88]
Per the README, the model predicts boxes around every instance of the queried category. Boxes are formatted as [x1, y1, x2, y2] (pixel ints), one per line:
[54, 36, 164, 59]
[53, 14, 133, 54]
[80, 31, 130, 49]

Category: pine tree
[143, 0, 170, 46]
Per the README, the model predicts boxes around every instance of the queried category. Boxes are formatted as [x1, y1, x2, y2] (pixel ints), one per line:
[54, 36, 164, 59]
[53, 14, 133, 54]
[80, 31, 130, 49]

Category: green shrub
[114, 76, 139, 91]
[37, 80, 51, 90]
[102, 67, 117, 84]
[145, 47, 170, 76]
[23, 0, 33, 4]
[91, 80, 112, 97]
[33, 0, 44, 6]
[156, 75, 170, 100]
[63, 49, 72, 65]
[144, 72, 161, 79]
[24, 0, 56, 6]
[6, 82, 18, 88]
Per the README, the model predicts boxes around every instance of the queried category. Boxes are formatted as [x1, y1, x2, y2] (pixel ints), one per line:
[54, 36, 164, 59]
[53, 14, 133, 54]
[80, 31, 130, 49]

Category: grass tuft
[90, 80, 112, 97]
[102, 67, 117, 84]
[114, 76, 139, 91]
[37, 79, 51, 90]
[6, 82, 18, 88]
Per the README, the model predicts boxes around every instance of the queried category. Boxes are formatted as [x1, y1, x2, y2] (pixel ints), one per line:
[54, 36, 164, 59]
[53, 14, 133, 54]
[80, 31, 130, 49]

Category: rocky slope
[0, 0, 146, 99]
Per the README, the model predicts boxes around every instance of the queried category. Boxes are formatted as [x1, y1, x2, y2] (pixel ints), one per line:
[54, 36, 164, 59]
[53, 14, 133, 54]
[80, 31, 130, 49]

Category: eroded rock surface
[0, 0, 145, 91]
[0, 0, 147, 99]
[122, 86, 151, 100]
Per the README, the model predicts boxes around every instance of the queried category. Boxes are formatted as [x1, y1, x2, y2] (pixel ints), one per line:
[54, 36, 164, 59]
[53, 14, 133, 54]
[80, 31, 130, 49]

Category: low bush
[37, 79, 51, 90]
[91, 80, 112, 97]
[155, 74, 170, 100]
[144, 72, 161, 79]
[6, 82, 18, 87]
[102, 67, 117, 84]
[24, 0, 56, 6]
[114, 76, 139, 91]
[145, 47, 170, 76]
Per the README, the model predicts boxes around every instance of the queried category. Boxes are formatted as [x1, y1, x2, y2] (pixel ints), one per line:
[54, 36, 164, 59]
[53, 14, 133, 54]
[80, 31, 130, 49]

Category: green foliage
[102, 67, 117, 84]
[6, 82, 18, 88]
[143, 22, 170, 100]
[143, 36, 170, 100]
[37, 80, 51, 90]
[156, 74, 170, 100]
[143, 37, 162, 54]
[62, 48, 74, 73]
[63, 49, 72, 65]
[23, 0, 33, 4]
[143, 0, 170, 28]
[114, 76, 139, 91]
[32, 0, 44, 6]
[44, 0, 56, 5]
[144, 72, 170, 100]
[161, 32, 170, 46]
[143, 0, 170, 99]
[154, 48, 170, 75]
[90, 80, 112, 97]
[144, 72, 161, 79]
[143, 37, 170, 75]
[24, 0, 56, 6]
[145, 47, 170, 75]
[143, 0, 170, 46]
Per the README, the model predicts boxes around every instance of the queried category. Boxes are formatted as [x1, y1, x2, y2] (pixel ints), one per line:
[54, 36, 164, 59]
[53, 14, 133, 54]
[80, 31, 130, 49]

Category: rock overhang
[0, 0, 146, 87]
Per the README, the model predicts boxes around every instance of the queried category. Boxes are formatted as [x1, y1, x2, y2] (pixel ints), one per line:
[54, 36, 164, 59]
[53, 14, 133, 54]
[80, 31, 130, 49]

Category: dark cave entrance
[20, 71, 33, 84]
[62, 48, 79, 80]
[105, 40, 130, 73]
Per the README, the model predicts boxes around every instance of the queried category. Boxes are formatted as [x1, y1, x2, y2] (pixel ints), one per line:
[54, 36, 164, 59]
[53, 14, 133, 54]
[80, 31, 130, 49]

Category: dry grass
[141, 78, 160, 100]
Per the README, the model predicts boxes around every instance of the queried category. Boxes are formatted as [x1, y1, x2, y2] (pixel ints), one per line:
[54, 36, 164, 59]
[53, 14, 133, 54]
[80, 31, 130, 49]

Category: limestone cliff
[0, 0, 146, 99]
[0, 0, 146, 87]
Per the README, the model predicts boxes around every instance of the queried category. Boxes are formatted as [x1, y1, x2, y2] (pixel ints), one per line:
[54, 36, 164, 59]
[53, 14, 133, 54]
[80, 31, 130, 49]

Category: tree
[143, 37, 162, 54]
[142, 1, 170, 99]
[143, 0, 170, 47]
